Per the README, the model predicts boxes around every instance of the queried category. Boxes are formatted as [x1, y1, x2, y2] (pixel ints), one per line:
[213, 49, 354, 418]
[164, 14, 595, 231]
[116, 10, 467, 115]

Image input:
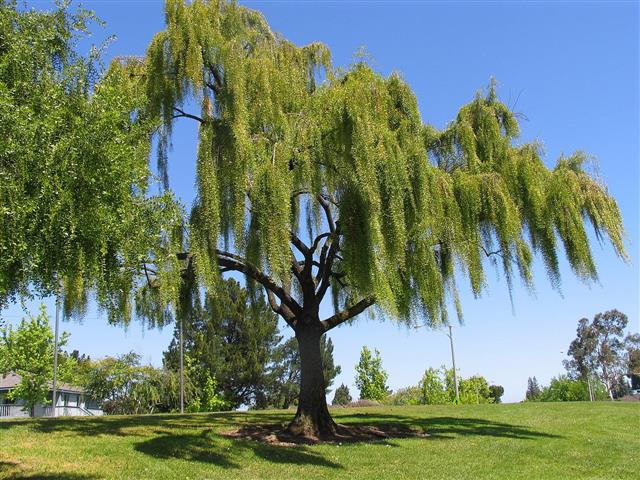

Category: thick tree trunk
[287, 322, 337, 438]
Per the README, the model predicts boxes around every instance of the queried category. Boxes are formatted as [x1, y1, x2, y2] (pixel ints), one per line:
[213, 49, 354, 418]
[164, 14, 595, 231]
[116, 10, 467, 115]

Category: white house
[0, 373, 103, 418]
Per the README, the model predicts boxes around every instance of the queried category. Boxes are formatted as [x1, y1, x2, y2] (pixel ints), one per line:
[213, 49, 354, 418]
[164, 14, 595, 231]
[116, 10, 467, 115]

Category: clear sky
[4, 0, 639, 403]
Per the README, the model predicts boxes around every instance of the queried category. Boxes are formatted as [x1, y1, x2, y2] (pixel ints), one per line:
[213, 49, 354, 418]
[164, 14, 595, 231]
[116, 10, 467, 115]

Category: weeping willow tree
[129, 0, 626, 438]
[0, 2, 181, 321]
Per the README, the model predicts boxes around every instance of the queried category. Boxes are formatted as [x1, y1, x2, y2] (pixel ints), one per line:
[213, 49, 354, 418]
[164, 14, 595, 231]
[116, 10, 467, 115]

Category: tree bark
[287, 319, 337, 439]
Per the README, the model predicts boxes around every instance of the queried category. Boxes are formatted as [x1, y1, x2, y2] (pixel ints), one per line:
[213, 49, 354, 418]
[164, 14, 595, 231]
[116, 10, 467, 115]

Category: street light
[52, 289, 61, 418]
[415, 323, 460, 402]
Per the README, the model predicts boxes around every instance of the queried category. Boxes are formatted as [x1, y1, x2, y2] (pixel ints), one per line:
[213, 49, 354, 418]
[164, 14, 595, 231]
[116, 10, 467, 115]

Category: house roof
[0, 373, 85, 394]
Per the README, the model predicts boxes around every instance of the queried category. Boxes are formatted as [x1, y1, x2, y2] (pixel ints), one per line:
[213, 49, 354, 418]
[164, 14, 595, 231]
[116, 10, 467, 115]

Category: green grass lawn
[0, 402, 637, 479]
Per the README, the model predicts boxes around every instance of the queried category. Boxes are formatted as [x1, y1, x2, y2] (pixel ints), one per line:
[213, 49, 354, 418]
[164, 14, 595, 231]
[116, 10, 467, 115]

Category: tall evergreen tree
[122, 0, 627, 437]
[526, 377, 542, 401]
[164, 278, 280, 409]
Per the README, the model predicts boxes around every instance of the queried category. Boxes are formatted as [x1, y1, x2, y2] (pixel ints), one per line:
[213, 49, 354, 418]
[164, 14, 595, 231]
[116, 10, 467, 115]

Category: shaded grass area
[0, 402, 637, 479]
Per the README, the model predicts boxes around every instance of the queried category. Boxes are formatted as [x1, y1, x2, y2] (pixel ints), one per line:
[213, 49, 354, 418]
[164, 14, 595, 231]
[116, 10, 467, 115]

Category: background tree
[108, 0, 626, 437]
[564, 317, 599, 397]
[564, 310, 632, 399]
[164, 279, 279, 409]
[355, 347, 389, 401]
[525, 377, 542, 401]
[263, 335, 341, 409]
[488, 385, 504, 404]
[624, 334, 640, 390]
[418, 367, 449, 405]
[459, 376, 493, 404]
[332, 383, 352, 406]
[83, 352, 193, 415]
[389, 366, 495, 405]
[537, 375, 608, 402]
[0, 306, 76, 414]
[0, 1, 181, 322]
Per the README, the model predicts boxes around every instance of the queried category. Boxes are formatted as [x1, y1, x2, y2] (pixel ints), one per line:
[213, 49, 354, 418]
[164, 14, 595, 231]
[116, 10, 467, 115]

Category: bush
[459, 376, 493, 404]
[539, 375, 608, 402]
[344, 399, 382, 408]
[392, 366, 496, 406]
[385, 386, 422, 406]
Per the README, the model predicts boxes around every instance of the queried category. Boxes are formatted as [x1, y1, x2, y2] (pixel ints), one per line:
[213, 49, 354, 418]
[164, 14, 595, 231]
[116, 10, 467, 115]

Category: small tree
[355, 347, 389, 401]
[332, 383, 352, 406]
[0, 305, 75, 414]
[459, 376, 493, 404]
[418, 367, 448, 405]
[526, 377, 542, 401]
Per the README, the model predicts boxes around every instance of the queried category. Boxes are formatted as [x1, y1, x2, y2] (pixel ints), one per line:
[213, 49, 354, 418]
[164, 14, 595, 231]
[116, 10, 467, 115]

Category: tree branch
[311, 232, 331, 254]
[265, 288, 296, 329]
[172, 107, 204, 124]
[316, 225, 341, 302]
[321, 296, 376, 332]
[317, 195, 336, 233]
[290, 231, 311, 257]
[216, 250, 302, 315]
[480, 245, 504, 258]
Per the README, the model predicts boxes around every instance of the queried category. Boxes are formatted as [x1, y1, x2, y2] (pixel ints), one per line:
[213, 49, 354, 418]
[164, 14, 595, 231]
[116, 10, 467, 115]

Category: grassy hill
[0, 402, 637, 479]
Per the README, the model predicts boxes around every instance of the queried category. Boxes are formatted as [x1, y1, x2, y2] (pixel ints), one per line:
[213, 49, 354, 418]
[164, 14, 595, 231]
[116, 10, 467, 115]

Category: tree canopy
[0, 1, 179, 321]
[127, 0, 627, 329]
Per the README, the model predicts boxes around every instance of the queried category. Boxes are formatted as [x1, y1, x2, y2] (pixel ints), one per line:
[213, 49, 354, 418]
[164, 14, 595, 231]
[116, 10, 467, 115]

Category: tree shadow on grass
[0, 411, 290, 438]
[336, 414, 562, 441]
[134, 428, 343, 469]
[0, 411, 559, 474]
[0, 461, 99, 480]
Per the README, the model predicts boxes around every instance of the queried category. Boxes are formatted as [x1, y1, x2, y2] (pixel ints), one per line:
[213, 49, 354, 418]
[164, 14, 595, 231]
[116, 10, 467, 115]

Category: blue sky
[4, 0, 638, 403]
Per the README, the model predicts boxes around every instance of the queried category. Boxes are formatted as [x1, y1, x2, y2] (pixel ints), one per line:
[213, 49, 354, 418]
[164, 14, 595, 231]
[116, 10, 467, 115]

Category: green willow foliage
[133, 0, 626, 327]
[0, 2, 182, 322]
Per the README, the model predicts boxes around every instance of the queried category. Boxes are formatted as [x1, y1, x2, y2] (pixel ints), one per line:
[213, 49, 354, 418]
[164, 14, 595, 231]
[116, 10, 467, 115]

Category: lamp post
[415, 323, 460, 402]
[447, 325, 459, 402]
[179, 316, 184, 414]
[52, 292, 61, 417]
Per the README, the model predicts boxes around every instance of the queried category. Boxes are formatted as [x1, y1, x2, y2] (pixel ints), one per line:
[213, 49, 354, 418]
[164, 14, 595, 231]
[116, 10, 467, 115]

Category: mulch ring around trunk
[220, 423, 429, 447]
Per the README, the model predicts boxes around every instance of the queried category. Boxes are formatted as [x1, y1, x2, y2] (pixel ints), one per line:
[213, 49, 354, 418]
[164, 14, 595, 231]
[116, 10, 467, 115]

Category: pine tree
[526, 377, 542, 401]
[332, 384, 352, 406]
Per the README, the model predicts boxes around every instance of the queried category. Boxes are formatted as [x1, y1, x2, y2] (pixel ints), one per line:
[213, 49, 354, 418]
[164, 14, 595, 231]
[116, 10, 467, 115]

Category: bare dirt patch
[221, 423, 429, 447]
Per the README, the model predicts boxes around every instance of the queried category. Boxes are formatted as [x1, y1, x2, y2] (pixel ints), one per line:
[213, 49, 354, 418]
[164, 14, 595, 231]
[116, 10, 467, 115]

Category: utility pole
[179, 316, 184, 414]
[447, 325, 459, 402]
[52, 292, 61, 418]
